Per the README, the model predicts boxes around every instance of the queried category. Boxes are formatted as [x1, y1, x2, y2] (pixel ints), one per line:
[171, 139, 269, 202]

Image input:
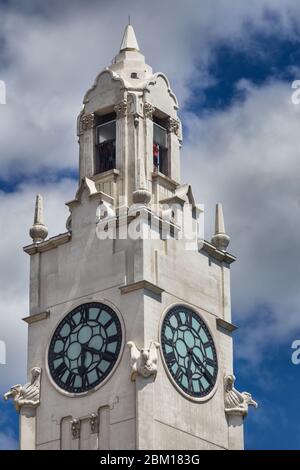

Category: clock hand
[190, 351, 213, 385]
[79, 348, 87, 377]
[187, 355, 193, 389]
[82, 344, 101, 355]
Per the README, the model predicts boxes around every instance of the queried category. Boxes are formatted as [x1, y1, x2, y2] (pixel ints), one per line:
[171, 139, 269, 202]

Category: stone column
[19, 406, 37, 450]
[136, 375, 155, 450]
[227, 414, 244, 450]
[78, 113, 95, 179]
[167, 118, 181, 182]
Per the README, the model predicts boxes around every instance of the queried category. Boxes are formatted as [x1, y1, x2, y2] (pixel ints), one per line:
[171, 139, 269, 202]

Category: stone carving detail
[224, 374, 258, 417]
[71, 418, 81, 439]
[168, 117, 180, 136]
[143, 102, 155, 120]
[4, 367, 42, 412]
[127, 341, 160, 381]
[80, 113, 95, 132]
[90, 413, 99, 434]
[114, 99, 128, 118]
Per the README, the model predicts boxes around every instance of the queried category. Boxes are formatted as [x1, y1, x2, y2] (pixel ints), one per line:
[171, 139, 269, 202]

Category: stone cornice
[152, 172, 180, 191]
[23, 232, 71, 256]
[120, 280, 164, 296]
[216, 318, 238, 333]
[201, 240, 236, 265]
[23, 311, 50, 324]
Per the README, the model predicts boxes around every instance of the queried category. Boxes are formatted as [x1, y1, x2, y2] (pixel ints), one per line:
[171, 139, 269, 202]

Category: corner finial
[120, 24, 140, 52]
[211, 203, 230, 251]
[29, 195, 48, 244]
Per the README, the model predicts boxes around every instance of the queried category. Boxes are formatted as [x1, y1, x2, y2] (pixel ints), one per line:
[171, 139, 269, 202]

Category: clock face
[48, 302, 122, 394]
[161, 306, 218, 399]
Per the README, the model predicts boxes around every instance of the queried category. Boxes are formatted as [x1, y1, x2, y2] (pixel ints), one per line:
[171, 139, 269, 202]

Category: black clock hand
[187, 355, 193, 390]
[190, 351, 213, 385]
[82, 344, 101, 355]
[79, 348, 87, 376]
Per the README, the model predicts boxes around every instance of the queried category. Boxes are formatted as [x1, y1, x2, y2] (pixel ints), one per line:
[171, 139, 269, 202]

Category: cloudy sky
[1, 0, 300, 450]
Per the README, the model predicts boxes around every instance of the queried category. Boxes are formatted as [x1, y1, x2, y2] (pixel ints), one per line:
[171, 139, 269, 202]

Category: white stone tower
[5, 24, 257, 450]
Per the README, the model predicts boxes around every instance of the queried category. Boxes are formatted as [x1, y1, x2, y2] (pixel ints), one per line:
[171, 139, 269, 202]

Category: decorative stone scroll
[114, 99, 128, 118]
[224, 374, 258, 417]
[4, 367, 42, 412]
[143, 102, 155, 120]
[168, 117, 180, 136]
[127, 341, 160, 381]
[80, 113, 95, 132]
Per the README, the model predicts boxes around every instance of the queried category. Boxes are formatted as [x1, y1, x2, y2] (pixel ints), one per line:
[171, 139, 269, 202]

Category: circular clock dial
[48, 302, 122, 394]
[161, 306, 218, 399]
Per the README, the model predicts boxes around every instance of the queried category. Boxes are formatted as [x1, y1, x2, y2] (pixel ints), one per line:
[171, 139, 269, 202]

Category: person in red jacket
[153, 143, 159, 172]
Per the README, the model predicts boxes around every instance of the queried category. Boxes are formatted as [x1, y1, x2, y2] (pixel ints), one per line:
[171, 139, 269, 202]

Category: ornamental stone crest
[89, 413, 99, 434]
[114, 99, 128, 118]
[127, 341, 160, 381]
[143, 102, 155, 120]
[80, 113, 95, 132]
[4, 367, 42, 412]
[71, 418, 81, 439]
[224, 374, 258, 417]
[168, 117, 180, 136]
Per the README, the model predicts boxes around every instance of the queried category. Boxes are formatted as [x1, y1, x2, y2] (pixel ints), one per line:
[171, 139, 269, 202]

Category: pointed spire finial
[29, 194, 48, 244]
[211, 203, 230, 251]
[120, 24, 140, 52]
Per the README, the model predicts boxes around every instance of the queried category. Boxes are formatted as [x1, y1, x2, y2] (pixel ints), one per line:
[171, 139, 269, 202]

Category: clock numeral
[165, 351, 176, 365]
[164, 338, 174, 348]
[65, 372, 76, 388]
[55, 362, 68, 379]
[81, 374, 89, 387]
[174, 367, 184, 384]
[53, 350, 64, 360]
[186, 313, 192, 328]
[175, 312, 183, 327]
[69, 316, 77, 329]
[106, 334, 119, 344]
[101, 351, 115, 362]
[205, 358, 215, 367]
[104, 317, 114, 329]
[82, 307, 89, 323]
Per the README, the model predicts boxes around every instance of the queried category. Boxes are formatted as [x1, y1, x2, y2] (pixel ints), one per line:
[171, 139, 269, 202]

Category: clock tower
[5, 24, 257, 450]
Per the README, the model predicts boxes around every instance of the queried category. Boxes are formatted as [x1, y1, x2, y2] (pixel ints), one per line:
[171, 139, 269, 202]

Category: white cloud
[182, 79, 300, 362]
[1, 0, 300, 176]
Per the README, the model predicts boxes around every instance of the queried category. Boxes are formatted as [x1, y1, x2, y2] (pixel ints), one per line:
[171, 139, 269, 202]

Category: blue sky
[1, 0, 300, 450]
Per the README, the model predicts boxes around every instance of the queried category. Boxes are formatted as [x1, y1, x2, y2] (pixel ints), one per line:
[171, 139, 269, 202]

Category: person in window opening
[153, 143, 159, 173]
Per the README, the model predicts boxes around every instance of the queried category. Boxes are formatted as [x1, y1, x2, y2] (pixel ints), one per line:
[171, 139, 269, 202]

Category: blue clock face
[48, 303, 122, 394]
[161, 306, 218, 398]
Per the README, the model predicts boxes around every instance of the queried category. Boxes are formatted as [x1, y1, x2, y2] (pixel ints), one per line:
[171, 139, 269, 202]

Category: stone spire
[120, 24, 140, 52]
[109, 24, 153, 83]
[211, 203, 230, 251]
[29, 195, 48, 244]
